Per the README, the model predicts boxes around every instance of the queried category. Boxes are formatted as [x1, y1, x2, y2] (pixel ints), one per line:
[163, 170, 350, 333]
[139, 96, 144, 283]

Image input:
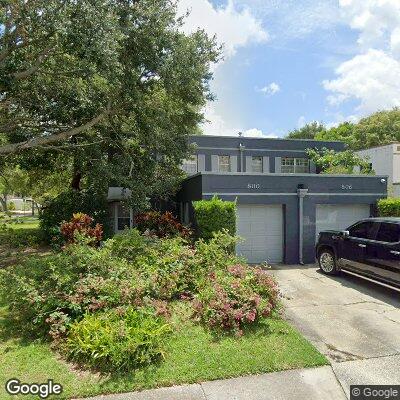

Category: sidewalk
[83, 365, 346, 400]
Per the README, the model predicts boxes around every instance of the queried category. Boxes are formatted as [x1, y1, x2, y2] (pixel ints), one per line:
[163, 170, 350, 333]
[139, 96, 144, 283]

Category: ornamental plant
[193, 264, 280, 335]
[134, 211, 191, 239]
[66, 308, 171, 371]
[60, 213, 103, 246]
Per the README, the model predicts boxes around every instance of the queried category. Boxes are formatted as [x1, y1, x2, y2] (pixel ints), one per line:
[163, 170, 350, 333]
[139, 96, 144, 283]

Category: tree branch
[12, 45, 53, 81]
[0, 103, 111, 155]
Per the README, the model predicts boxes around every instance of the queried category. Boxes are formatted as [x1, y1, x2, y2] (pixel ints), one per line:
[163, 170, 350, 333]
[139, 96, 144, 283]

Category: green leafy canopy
[1, 0, 220, 209]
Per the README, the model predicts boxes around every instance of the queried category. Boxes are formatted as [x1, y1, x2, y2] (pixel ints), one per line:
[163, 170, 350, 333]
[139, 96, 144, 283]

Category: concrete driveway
[271, 264, 400, 397]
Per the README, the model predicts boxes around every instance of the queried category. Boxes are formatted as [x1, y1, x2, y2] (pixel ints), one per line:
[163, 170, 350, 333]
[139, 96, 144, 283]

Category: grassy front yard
[0, 221, 327, 399]
[0, 303, 327, 399]
[0, 215, 48, 268]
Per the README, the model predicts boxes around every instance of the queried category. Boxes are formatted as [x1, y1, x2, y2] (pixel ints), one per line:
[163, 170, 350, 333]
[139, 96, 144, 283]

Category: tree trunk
[71, 170, 82, 191]
[0, 194, 8, 212]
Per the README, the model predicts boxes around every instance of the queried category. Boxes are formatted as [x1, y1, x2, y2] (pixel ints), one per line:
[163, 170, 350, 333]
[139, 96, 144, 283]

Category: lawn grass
[0, 216, 41, 247]
[0, 216, 49, 269]
[0, 303, 328, 399]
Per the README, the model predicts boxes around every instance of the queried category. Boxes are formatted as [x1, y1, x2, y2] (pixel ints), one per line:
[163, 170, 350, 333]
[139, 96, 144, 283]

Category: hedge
[377, 198, 400, 217]
[193, 196, 236, 240]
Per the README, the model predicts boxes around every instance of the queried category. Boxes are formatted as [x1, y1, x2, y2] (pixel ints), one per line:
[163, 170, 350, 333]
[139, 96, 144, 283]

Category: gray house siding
[177, 172, 387, 264]
[187, 135, 345, 175]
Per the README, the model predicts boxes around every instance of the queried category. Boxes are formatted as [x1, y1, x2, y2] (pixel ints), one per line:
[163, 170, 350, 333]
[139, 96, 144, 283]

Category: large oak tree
[0, 0, 219, 202]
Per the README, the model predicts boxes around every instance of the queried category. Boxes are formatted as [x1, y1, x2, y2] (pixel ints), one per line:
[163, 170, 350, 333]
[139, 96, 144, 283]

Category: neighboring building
[356, 143, 400, 197]
[177, 135, 388, 265]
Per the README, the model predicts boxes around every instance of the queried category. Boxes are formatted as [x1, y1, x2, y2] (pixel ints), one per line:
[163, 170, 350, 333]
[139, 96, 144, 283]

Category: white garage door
[236, 205, 283, 264]
[316, 204, 371, 241]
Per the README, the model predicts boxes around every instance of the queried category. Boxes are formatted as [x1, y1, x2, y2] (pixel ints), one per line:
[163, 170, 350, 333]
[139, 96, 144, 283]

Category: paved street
[85, 264, 400, 400]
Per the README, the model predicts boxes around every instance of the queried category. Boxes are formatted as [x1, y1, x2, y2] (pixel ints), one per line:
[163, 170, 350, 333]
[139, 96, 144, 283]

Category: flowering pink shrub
[193, 264, 279, 335]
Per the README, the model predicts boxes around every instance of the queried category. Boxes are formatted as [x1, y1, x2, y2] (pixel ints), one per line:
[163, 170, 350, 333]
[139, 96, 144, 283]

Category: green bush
[378, 198, 400, 217]
[193, 264, 280, 336]
[105, 228, 154, 262]
[193, 196, 236, 241]
[0, 244, 147, 339]
[67, 308, 171, 371]
[8, 201, 16, 211]
[107, 230, 199, 300]
[195, 230, 243, 272]
[39, 189, 110, 242]
[136, 236, 199, 300]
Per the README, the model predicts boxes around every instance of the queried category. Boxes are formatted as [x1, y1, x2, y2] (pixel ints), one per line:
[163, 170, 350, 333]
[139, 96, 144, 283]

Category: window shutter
[246, 156, 252, 172]
[262, 156, 270, 173]
[198, 154, 206, 172]
[211, 155, 219, 172]
[275, 157, 282, 173]
[230, 156, 237, 172]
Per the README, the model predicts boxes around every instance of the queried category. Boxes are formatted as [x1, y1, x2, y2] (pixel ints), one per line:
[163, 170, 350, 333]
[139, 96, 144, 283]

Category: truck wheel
[318, 249, 339, 275]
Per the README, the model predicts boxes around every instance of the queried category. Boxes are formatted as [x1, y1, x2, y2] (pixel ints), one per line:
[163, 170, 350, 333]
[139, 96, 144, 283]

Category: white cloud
[177, 0, 268, 58]
[391, 27, 400, 56]
[242, 128, 278, 138]
[201, 104, 276, 138]
[339, 0, 400, 49]
[257, 82, 280, 96]
[324, 0, 400, 118]
[324, 49, 400, 113]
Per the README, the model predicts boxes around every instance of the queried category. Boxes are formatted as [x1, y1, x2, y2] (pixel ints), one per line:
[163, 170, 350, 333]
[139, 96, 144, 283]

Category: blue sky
[178, 0, 400, 137]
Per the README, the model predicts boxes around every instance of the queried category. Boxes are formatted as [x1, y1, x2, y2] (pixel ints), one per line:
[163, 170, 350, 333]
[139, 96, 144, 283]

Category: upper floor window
[182, 155, 198, 174]
[219, 155, 231, 172]
[252, 156, 263, 173]
[281, 157, 309, 173]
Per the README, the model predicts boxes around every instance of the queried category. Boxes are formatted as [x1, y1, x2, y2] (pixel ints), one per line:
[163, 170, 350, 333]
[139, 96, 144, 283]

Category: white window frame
[281, 157, 309, 173]
[112, 202, 133, 233]
[218, 155, 231, 172]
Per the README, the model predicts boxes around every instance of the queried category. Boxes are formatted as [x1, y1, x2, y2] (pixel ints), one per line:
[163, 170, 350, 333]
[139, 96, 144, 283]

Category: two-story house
[177, 135, 388, 265]
[356, 143, 400, 197]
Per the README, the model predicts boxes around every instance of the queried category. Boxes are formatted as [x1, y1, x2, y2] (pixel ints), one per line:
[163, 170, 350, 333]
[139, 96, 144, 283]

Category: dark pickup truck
[316, 218, 400, 288]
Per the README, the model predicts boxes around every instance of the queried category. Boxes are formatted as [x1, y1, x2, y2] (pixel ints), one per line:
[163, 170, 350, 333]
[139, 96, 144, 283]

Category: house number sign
[341, 184, 353, 190]
[247, 183, 261, 189]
